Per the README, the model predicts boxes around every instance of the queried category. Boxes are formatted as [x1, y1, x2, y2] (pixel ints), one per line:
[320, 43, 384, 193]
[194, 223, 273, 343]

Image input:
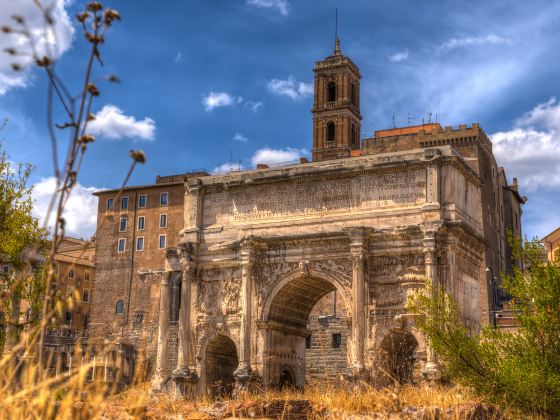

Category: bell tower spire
[312, 33, 362, 161]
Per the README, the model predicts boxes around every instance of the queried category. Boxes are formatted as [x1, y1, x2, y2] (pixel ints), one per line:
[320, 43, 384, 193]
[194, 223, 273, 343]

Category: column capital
[344, 227, 371, 257]
[164, 248, 181, 272]
[239, 236, 265, 264]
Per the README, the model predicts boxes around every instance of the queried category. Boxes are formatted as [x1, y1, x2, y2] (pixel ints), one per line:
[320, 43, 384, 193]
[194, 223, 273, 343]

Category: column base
[422, 361, 441, 383]
[172, 367, 198, 397]
[233, 365, 261, 395]
[151, 370, 171, 394]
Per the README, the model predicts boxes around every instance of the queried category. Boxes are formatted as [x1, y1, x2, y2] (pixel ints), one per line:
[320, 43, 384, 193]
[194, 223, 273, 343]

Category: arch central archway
[261, 273, 350, 388]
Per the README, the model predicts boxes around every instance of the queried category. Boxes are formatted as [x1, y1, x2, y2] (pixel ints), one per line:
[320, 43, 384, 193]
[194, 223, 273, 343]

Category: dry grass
[100, 381, 526, 419]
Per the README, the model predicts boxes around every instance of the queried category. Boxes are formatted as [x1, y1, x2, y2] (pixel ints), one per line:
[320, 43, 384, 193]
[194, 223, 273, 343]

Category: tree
[0, 141, 48, 352]
[408, 238, 560, 416]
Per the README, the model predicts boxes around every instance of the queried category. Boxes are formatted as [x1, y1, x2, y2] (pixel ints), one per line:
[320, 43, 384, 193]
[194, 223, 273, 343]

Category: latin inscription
[203, 169, 426, 225]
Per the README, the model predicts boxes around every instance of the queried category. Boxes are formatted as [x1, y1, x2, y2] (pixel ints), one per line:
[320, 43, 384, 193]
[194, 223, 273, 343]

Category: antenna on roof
[392, 112, 396, 128]
[335, 8, 338, 43]
[407, 113, 418, 127]
[427, 110, 432, 124]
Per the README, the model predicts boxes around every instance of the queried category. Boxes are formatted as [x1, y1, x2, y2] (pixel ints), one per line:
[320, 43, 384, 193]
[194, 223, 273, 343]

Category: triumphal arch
[85, 38, 513, 396]
[151, 143, 487, 395]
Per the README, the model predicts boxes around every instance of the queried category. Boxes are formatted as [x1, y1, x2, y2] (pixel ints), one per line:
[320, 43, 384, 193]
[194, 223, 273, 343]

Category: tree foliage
[0, 141, 48, 350]
[408, 238, 560, 416]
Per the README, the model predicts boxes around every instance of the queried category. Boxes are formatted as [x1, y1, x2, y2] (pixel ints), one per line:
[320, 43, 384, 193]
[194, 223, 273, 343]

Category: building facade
[88, 40, 525, 394]
[542, 227, 560, 263]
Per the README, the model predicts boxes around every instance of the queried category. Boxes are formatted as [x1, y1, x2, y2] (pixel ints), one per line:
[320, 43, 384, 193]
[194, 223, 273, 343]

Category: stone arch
[262, 268, 351, 322]
[261, 268, 351, 387]
[378, 328, 422, 385]
[200, 333, 239, 398]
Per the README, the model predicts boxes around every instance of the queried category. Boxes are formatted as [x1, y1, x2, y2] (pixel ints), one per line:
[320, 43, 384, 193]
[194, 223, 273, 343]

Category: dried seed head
[1, 26, 12, 33]
[76, 12, 89, 23]
[86, 83, 100, 96]
[86, 2, 103, 12]
[79, 134, 95, 144]
[11, 15, 25, 24]
[103, 8, 121, 25]
[11, 63, 22, 71]
[36, 56, 52, 67]
[87, 113, 96, 121]
[129, 149, 146, 164]
[4, 47, 17, 55]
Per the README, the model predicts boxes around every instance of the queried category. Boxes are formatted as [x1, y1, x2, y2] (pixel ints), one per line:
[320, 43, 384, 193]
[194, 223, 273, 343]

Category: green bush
[408, 238, 560, 416]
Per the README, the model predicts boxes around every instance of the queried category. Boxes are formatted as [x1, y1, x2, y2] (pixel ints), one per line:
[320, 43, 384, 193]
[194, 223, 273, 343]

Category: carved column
[346, 227, 369, 376]
[151, 270, 171, 391]
[173, 243, 198, 391]
[422, 229, 441, 380]
[234, 238, 256, 389]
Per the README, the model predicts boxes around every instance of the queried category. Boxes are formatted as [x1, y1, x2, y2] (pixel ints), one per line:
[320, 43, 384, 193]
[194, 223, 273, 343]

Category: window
[158, 234, 166, 250]
[51, 282, 57, 291]
[118, 238, 126, 253]
[327, 121, 336, 142]
[351, 83, 356, 105]
[136, 236, 144, 252]
[119, 217, 127, 232]
[351, 123, 357, 147]
[84, 271, 90, 282]
[65, 311, 73, 324]
[115, 300, 124, 315]
[160, 192, 168, 206]
[138, 194, 147, 208]
[67, 286, 74, 298]
[138, 216, 145, 230]
[327, 81, 336, 102]
[332, 333, 342, 349]
[68, 269, 75, 279]
[106, 198, 114, 211]
[306, 335, 312, 350]
[159, 214, 167, 228]
[2, 265, 9, 274]
[82, 289, 90, 303]
[121, 196, 129, 210]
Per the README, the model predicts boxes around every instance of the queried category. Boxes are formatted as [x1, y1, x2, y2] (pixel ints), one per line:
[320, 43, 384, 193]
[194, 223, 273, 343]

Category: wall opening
[205, 335, 238, 398]
[265, 276, 349, 388]
[380, 330, 419, 384]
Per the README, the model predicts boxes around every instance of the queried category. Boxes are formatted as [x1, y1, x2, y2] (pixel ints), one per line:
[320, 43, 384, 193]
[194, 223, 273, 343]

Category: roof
[375, 123, 443, 138]
[543, 227, 560, 242]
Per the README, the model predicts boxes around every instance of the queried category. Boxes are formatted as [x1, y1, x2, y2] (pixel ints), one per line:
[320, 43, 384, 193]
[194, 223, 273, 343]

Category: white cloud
[88, 104, 156, 141]
[388, 51, 409, 62]
[212, 162, 244, 174]
[266, 77, 313, 100]
[0, 0, 74, 95]
[233, 132, 248, 142]
[246, 0, 289, 15]
[32, 177, 100, 239]
[251, 147, 307, 166]
[491, 98, 560, 191]
[438, 34, 511, 53]
[244, 101, 263, 112]
[202, 92, 235, 112]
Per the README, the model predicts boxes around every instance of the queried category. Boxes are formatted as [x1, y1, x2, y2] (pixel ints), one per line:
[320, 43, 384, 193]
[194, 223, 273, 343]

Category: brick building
[88, 39, 525, 393]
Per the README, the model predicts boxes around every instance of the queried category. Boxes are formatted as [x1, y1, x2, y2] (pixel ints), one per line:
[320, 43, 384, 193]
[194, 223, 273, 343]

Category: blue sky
[1, 0, 560, 239]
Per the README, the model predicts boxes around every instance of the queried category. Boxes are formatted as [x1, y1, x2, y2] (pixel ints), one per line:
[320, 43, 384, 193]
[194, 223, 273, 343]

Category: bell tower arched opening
[262, 274, 350, 388]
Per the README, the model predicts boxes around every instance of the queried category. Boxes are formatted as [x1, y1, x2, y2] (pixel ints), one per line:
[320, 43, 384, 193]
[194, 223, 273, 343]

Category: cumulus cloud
[438, 34, 511, 53]
[233, 132, 248, 142]
[244, 101, 263, 112]
[388, 51, 409, 62]
[0, 0, 74, 95]
[32, 177, 101, 239]
[266, 77, 313, 100]
[491, 98, 560, 191]
[202, 92, 235, 111]
[246, 0, 289, 15]
[88, 104, 156, 141]
[251, 147, 307, 166]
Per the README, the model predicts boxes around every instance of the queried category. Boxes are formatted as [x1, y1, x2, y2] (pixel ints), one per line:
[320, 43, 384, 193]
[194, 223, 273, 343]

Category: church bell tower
[312, 38, 362, 161]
